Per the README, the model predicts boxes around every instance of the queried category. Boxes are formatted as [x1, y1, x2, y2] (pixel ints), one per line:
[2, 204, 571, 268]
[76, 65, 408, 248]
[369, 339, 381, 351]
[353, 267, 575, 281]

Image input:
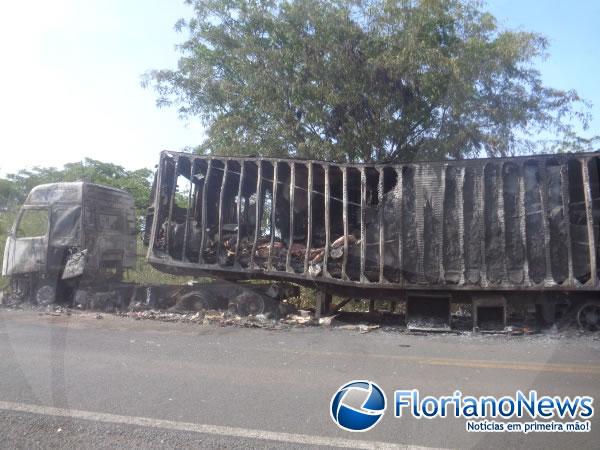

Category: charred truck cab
[2, 182, 137, 305]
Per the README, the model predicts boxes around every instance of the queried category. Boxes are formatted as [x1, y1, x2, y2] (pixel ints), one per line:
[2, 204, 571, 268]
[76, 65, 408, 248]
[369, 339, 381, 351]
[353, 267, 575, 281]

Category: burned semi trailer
[146, 150, 600, 331]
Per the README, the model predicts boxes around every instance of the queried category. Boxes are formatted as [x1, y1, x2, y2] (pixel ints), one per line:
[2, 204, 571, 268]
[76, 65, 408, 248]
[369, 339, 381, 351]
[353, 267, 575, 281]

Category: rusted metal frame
[198, 159, 212, 264]
[395, 167, 403, 286]
[165, 156, 179, 256]
[518, 162, 530, 285]
[285, 162, 295, 273]
[360, 167, 367, 282]
[415, 165, 425, 283]
[323, 165, 331, 278]
[250, 161, 262, 269]
[190, 162, 201, 235]
[342, 167, 349, 279]
[437, 165, 446, 283]
[216, 160, 229, 264]
[304, 163, 314, 274]
[234, 162, 245, 265]
[581, 159, 598, 286]
[456, 166, 465, 285]
[181, 158, 194, 261]
[378, 167, 385, 283]
[331, 297, 354, 313]
[267, 161, 279, 272]
[151, 249, 600, 292]
[496, 163, 507, 283]
[560, 160, 574, 285]
[147, 154, 165, 257]
[478, 165, 487, 287]
[314, 290, 332, 319]
[539, 161, 553, 284]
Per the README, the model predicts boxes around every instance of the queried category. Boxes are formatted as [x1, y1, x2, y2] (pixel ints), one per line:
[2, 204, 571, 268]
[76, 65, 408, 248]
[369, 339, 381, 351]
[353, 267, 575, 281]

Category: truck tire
[230, 292, 265, 316]
[577, 302, 600, 332]
[36, 283, 56, 306]
[172, 291, 211, 312]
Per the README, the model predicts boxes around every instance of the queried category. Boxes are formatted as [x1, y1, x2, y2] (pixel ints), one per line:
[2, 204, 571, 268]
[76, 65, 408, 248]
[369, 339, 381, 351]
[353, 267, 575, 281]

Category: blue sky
[0, 0, 598, 175]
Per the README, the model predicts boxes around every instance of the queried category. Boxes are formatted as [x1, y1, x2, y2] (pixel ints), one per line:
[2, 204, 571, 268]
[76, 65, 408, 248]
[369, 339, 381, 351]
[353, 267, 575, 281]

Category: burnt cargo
[146, 150, 600, 294]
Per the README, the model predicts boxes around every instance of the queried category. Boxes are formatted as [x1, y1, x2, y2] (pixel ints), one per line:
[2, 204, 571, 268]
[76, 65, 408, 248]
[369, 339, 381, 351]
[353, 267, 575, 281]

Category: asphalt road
[0, 309, 599, 449]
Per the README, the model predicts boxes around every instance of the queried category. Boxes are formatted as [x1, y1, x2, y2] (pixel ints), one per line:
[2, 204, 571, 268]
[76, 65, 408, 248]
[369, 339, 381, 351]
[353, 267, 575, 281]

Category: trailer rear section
[146, 151, 600, 331]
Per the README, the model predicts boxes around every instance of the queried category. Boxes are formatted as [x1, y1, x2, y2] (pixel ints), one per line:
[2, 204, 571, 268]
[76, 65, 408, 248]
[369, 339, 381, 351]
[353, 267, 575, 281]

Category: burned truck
[146, 150, 600, 331]
[2, 182, 137, 305]
[1, 181, 298, 313]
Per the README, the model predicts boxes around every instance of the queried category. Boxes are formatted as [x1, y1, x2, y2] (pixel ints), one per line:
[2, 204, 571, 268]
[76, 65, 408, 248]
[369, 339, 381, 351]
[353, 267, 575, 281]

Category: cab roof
[24, 182, 132, 206]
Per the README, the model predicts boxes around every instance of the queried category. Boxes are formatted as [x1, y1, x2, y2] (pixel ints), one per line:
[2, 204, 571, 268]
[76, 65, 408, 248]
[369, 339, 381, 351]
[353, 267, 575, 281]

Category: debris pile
[193, 231, 364, 278]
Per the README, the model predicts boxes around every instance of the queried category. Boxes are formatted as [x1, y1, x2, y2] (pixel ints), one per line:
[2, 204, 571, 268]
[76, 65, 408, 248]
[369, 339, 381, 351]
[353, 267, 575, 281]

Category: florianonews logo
[330, 380, 387, 432]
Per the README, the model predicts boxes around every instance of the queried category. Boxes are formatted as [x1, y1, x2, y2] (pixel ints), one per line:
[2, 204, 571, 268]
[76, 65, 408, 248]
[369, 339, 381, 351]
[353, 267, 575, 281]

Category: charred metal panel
[382, 167, 400, 283]
[567, 158, 590, 284]
[147, 151, 600, 293]
[443, 166, 463, 284]
[546, 160, 569, 284]
[524, 161, 546, 284]
[463, 166, 483, 285]
[484, 163, 505, 284]
[421, 164, 444, 284]
[502, 162, 524, 284]
[401, 166, 418, 284]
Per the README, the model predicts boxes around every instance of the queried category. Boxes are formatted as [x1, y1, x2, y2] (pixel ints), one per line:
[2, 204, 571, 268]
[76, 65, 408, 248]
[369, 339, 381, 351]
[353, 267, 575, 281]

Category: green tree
[0, 159, 152, 216]
[145, 0, 595, 162]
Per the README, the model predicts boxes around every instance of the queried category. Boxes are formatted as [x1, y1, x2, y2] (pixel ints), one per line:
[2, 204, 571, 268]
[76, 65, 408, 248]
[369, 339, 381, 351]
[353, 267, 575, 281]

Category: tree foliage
[146, 0, 595, 162]
[0, 158, 152, 215]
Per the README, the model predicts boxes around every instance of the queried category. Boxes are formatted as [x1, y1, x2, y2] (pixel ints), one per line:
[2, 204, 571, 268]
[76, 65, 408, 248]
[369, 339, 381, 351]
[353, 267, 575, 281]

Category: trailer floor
[0, 308, 599, 449]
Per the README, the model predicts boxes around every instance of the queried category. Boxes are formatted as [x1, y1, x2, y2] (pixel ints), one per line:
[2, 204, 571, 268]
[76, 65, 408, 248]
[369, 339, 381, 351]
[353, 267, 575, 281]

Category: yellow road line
[287, 349, 600, 375]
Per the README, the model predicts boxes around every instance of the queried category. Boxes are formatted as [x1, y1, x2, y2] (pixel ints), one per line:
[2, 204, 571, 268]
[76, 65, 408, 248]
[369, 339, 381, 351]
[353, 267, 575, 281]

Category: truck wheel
[577, 302, 600, 332]
[233, 292, 265, 316]
[178, 292, 211, 312]
[36, 283, 56, 306]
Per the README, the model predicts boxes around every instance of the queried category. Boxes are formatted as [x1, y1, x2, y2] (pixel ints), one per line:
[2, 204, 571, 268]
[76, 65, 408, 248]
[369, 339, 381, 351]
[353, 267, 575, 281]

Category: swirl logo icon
[330, 380, 387, 432]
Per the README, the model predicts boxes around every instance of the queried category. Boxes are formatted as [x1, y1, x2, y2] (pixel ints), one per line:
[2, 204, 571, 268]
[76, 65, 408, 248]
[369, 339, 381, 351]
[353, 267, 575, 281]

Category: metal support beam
[452, 166, 466, 285]
[582, 160, 597, 286]
[268, 161, 278, 271]
[539, 162, 553, 284]
[478, 165, 487, 287]
[323, 165, 330, 277]
[182, 158, 194, 261]
[250, 161, 262, 269]
[369, 299, 375, 313]
[342, 167, 349, 280]
[497, 163, 507, 283]
[314, 290, 332, 320]
[199, 159, 212, 264]
[304, 163, 313, 274]
[331, 297, 353, 313]
[396, 167, 403, 285]
[378, 167, 385, 283]
[234, 162, 245, 265]
[360, 167, 367, 282]
[518, 163, 530, 285]
[165, 157, 179, 255]
[560, 160, 574, 285]
[415, 165, 425, 283]
[286, 163, 295, 273]
[217, 160, 229, 264]
[437, 165, 446, 283]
